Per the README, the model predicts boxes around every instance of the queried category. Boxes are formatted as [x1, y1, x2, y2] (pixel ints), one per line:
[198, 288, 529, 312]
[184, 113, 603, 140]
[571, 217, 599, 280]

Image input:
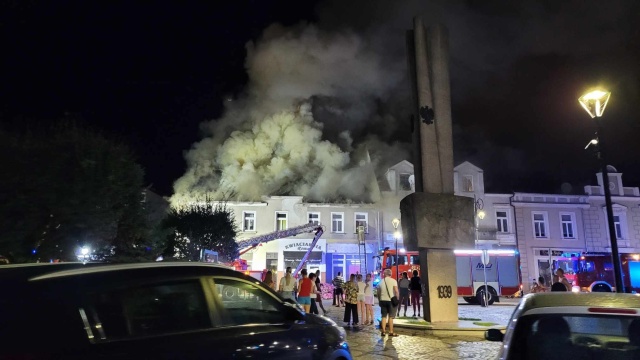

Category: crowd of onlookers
[260, 266, 423, 337]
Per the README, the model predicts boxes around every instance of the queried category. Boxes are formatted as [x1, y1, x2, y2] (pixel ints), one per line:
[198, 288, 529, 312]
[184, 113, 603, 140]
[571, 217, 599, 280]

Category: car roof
[0, 261, 237, 283]
[519, 292, 640, 314]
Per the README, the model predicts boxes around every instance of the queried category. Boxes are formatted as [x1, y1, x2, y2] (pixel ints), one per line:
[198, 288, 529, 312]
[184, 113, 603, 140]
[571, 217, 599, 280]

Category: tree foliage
[162, 199, 239, 263]
[0, 123, 160, 262]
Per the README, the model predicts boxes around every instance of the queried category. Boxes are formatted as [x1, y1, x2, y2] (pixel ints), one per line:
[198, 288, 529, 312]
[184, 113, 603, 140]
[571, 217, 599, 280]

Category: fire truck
[219, 223, 324, 279]
[374, 248, 521, 305]
[554, 252, 640, 293]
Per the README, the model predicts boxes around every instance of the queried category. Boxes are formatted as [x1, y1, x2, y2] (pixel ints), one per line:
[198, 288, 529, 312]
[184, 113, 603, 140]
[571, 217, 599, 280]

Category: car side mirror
[282, 301, 305, 321]
[485, 328, 504, 342]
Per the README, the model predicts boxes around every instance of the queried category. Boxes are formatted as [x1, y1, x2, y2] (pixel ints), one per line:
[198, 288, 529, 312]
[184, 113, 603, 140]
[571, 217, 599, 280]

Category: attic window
[463, 175, 474, 192]
[399, 173, 412, 191]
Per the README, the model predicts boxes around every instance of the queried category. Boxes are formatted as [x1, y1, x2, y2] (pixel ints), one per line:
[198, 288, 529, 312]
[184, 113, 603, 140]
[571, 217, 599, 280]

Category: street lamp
[579, 89, 624, 293]
[392, 218, 400, 280]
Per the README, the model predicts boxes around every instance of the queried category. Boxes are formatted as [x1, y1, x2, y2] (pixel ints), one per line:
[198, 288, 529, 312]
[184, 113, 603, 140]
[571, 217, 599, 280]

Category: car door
[208, 276, 319, 359]
[79, 277, 228, 359]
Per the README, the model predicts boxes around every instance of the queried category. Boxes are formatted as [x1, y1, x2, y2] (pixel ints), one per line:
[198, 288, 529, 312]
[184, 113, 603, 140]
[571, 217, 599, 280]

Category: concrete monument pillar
[403, 18, 475, 323]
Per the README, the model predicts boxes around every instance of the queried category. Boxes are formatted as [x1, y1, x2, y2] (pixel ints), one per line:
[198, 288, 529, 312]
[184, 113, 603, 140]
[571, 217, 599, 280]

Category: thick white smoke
[171, 24, 409, 204]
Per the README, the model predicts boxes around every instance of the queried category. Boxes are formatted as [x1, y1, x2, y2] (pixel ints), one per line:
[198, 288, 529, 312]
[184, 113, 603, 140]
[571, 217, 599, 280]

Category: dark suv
[0, 262, 352, 359]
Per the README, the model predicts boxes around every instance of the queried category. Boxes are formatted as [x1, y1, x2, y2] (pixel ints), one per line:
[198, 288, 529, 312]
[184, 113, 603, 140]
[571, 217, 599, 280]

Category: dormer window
[399, 173, 412, 191]
[463, 175, 474, 192]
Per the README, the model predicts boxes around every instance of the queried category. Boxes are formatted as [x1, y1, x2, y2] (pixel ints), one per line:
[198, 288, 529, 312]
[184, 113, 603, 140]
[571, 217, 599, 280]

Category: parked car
[485, 292, 640, 359]
[0, 262, 352, 359]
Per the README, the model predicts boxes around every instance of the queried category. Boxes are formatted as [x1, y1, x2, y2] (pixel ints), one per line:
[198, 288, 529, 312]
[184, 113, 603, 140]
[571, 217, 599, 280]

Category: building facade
[221, 160, 640, 293]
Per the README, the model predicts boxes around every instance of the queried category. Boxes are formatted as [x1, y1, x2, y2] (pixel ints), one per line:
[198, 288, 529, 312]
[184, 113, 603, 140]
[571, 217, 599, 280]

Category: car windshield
[508, 313, 640, 359]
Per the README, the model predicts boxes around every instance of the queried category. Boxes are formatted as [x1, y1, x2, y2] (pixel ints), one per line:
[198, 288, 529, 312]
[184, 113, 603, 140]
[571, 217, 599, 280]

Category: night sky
[2, 1, 639, 197]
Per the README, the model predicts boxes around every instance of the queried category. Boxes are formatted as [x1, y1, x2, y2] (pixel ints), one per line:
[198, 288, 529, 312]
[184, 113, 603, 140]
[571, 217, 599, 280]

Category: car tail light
[588, 307, 637, 315]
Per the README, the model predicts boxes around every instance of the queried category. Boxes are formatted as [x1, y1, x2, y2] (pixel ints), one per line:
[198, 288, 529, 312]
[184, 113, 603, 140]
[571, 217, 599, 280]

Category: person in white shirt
[279, 267, 297, 301]
[363, 273, 374, 325]
[377, 269, 399, 337]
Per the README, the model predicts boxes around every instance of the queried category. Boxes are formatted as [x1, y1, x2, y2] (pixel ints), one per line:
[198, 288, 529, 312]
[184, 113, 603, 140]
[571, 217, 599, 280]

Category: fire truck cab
[569, 252, 640, 293]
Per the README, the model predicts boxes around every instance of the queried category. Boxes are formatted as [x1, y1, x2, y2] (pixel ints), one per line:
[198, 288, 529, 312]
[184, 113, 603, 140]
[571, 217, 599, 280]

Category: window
[213, 277, 284, 326]
[355, 212, 368, 233]
[86, 281, 210, 340]
[603, 206, 627, 240]
[532, 212, 547, 238]
[560, 213, 575, 239]
[399, 173, 412, 191]
[242, 211, 256, 232]
[496, 211, 508, 233]
[463, 175, 474, 192]
[275, 212, 287, 231]
[331, 212, 344, 233]
[307, 212, 320, 226]
[614, 215, 623, 239]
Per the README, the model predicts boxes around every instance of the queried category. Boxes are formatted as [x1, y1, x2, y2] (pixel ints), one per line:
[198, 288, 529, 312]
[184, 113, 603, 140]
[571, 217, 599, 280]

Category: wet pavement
[318, 299, 517, 359]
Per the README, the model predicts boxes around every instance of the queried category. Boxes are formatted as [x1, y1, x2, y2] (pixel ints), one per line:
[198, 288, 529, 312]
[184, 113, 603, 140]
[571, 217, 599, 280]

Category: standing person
[343, 274, 359, 326]
[378, 269, 399, 337]
[309, 273, 319, 314]
[264, 270, 276, 290]
[332, 272, 345, 307]
[356, 274, 366, 324]
[297, 269, 313, 313]
[279, 267, 297, 301]
[553, 268, 572, 291]
[397, 272, 410, 317]
[315, 270, 327, 315]
[410, 270, 422, 318]
[363, 273, 374, 325]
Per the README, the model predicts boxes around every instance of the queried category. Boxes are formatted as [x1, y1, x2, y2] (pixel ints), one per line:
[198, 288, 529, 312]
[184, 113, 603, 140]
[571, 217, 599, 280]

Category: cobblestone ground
[318, 299, 516, 360]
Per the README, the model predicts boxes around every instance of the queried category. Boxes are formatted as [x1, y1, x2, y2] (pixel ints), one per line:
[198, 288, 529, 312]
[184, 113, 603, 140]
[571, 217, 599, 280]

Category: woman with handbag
[377, 268, 399, 337]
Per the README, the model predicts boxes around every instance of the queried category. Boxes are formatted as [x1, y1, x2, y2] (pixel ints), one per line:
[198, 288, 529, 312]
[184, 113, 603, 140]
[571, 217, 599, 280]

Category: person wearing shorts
[363, 273, 374, 325]
[378, 269, 399, 337]
[298, 269, 313, 313]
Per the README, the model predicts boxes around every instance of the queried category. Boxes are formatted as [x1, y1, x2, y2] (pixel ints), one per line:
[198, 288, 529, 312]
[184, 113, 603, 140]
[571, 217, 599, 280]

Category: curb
[380, 318, 507, 338]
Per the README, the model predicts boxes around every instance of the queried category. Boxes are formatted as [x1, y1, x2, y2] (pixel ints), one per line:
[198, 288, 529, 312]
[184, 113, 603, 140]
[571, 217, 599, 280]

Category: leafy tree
[0, 123, 159, 262]
[162, 198, 239, 263]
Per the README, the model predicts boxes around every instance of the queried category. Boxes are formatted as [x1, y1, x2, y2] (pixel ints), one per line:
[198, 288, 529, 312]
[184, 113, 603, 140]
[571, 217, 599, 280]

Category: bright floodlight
[579, 90, 611, 118]
[81, 247, 90, 255]
[394, 231, 401, 239]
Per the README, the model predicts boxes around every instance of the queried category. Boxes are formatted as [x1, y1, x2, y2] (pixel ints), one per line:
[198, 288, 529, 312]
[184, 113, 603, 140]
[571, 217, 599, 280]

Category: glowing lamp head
[579, 90, 611, 118]
[392, 218, 400, 229]
[477, 210, 486, 220]
[394, 231, 401, 239]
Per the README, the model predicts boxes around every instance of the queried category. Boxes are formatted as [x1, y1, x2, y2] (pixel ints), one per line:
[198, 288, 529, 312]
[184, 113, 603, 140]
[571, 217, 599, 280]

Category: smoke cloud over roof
[171, 24, 411, 204]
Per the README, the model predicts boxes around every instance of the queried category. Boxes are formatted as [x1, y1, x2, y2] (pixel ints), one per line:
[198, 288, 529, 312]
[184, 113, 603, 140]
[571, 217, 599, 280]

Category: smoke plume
[171, 24, 410, 204]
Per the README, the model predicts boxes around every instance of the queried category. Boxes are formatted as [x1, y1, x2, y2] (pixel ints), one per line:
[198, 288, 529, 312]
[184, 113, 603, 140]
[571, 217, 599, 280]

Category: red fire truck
[558, 252, 640, 293]
[374, 248, 521, 305]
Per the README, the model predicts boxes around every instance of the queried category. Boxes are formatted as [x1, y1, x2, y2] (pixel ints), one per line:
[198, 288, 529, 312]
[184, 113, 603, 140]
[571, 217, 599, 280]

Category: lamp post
[474, 197, 488, 306]
[579, 89, 624, 293]
[392, 218, 400, 280]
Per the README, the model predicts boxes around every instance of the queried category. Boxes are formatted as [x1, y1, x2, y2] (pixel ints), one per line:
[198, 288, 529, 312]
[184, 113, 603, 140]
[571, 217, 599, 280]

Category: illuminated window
[275, 212, 287, 231]
[331, 212, 344, 233]
[242, 211, 256, 232]
[307, 212, 320, 226]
